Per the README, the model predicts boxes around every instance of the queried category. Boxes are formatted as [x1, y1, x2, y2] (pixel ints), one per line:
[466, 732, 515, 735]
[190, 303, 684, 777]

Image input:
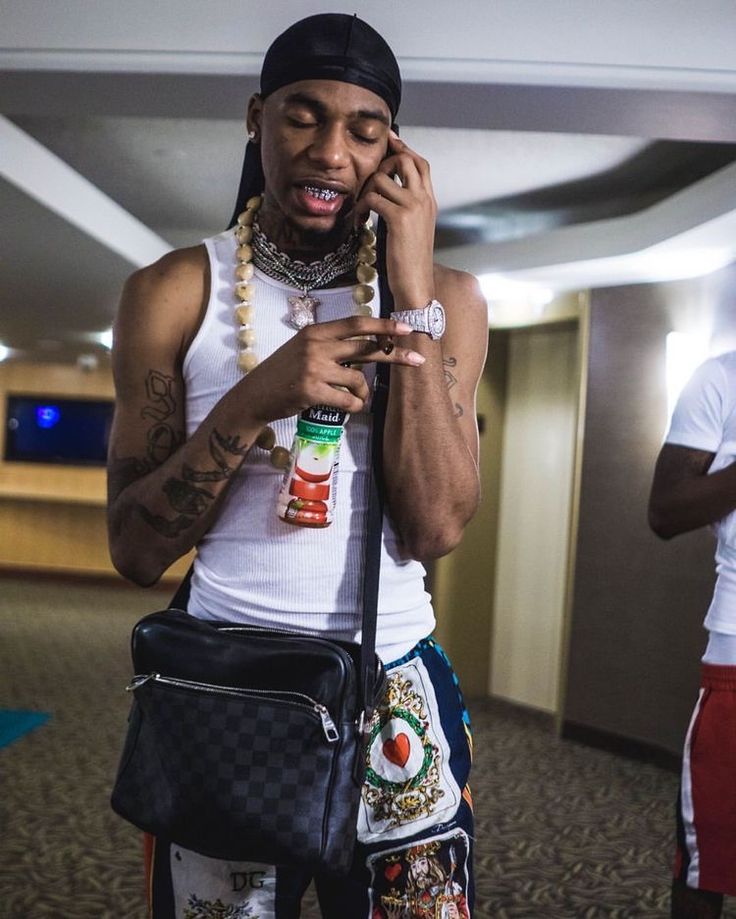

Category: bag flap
[131, 610, 355, 715]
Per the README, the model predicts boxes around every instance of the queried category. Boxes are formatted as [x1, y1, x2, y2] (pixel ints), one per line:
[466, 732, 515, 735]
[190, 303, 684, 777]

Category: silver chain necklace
[251, 220, 360, 329]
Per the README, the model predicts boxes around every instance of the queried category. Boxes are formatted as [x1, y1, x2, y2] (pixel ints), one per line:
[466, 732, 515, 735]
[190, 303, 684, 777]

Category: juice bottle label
[276, 406, 347, 528]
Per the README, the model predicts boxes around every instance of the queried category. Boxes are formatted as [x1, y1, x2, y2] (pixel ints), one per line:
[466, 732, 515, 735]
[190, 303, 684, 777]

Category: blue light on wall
[36, 405, 61, 429]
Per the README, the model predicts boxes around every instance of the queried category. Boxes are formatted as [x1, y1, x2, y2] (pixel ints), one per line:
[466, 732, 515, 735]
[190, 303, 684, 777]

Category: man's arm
[358, 131, 486, 559]
[648, 444, 736, 539]
[107, 246, 270, 585]
[382, 266, 487, 559]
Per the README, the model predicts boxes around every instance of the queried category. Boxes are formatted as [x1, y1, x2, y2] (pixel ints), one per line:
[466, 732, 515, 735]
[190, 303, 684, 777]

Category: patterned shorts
[674, 662, 736, 896]
[146, 636, 474, 918]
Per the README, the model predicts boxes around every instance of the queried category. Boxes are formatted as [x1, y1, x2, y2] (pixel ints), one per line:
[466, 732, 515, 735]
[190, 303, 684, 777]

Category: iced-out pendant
[287, 294, 320, 330]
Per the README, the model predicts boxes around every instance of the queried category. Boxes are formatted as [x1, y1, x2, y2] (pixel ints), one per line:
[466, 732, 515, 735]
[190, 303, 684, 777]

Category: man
[107, 14, 487, 918]
[649, 350, 736, 919]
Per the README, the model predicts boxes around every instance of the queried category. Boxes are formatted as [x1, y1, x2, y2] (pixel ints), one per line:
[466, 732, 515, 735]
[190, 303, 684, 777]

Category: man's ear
[246, 93, 263, 139]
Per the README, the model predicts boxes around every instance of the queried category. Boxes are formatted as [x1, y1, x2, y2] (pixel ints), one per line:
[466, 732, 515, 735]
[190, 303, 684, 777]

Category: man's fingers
[307, 316, 413, 339]
[332, 364, 371, 402]
[367, 171, 409, 204]
[387, 132, 431, 181]
[342, 337, 426, 367]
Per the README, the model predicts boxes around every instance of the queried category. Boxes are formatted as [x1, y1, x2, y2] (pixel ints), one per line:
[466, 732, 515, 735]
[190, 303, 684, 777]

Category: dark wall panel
[564, 264, 736, 756]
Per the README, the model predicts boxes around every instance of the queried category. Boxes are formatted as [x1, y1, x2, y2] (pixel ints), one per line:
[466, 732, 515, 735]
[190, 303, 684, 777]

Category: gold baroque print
[363, 673, 445, 829]
[183, 894, 260, 919]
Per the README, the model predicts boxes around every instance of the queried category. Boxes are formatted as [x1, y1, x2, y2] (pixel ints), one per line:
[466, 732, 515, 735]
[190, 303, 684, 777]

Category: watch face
[429, 303, 446, 338]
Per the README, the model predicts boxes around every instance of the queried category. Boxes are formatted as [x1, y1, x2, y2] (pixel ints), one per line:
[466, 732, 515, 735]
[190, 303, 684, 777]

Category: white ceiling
[3, 0, 736, 360]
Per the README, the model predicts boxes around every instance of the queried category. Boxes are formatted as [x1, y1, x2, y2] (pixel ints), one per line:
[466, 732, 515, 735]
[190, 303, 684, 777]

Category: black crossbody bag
[111, 361, 390, 875]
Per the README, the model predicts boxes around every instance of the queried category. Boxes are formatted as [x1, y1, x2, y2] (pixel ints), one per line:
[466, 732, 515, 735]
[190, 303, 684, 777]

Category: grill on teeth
[304, 186, 339, 201]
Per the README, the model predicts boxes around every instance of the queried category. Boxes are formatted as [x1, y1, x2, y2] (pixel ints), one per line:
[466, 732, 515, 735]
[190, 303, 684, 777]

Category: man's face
[249, 79, 391, 239]
[410, 855, 431, 885]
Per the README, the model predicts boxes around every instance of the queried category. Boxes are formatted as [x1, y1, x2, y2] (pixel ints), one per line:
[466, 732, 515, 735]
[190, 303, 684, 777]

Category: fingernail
[395, 322, 413, 333]
[390, 129, 399, 139]
[407, 351, 426, 366]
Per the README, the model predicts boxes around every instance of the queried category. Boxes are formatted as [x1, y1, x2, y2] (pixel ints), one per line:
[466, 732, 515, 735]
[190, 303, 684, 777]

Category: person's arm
[381, 267, 486, 559]
[107, 247, 424, 586]
[648, 356, 736, 540]
[359, 132, 487, 559]
[107, 246, 268, 585]
[648, 444, 736, 539]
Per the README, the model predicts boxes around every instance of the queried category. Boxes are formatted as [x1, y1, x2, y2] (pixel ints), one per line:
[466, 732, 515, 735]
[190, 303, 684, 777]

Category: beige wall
[490, 324, 579, 711]
[563, 263, 736, 755]
[432, 331, 506, 697]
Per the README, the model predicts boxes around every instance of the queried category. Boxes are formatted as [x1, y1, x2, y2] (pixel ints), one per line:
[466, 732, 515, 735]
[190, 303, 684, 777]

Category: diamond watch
[390, 300, 446, 340]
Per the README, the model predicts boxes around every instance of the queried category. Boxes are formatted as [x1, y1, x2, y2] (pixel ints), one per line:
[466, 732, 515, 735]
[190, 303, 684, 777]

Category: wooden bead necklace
[233, 195, 379, 468]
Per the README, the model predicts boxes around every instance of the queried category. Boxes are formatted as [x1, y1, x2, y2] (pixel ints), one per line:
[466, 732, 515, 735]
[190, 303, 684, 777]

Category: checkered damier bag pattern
[112, 678, 359, 869]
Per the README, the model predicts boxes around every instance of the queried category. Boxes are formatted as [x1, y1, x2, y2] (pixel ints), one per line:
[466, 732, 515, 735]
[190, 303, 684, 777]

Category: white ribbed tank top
[182, 227, 434, 662]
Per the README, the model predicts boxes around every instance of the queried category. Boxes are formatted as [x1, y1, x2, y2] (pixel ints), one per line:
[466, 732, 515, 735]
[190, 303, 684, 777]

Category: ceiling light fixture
[477, 273, 555, 325]
[97, 328, 114, 350]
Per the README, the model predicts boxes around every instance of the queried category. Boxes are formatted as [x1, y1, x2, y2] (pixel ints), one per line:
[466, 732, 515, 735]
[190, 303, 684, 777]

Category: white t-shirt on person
[665, 350, 736, 635]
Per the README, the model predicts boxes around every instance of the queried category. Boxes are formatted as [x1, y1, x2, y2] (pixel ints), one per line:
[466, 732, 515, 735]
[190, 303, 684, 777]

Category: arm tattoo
[108, 455, 153, 505]
[163, 477, 214, 516]
[109, 370, 185, 502]
[137, 508, 195, 539]
[443, 355, 464, 418]
[141, 370, 176, 422]
[140, 370, 185, 466]
[183, 430, 250, 482]
[136, 427, 251, 538]
[112, 366, 253, 539]
[443, 356, 458, 390]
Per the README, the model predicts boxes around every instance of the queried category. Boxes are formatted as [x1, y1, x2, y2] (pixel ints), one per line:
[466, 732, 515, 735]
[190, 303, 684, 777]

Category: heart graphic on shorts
[382, 733, 411, 768]
[385, 863, 402, 882]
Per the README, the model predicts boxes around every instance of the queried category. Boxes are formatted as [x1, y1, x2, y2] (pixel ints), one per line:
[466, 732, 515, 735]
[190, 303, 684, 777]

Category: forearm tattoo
[182, 430, 250, 482]
[443, 356, 464, 419]
[139, 428, 251, 538]
[110, 369, 250, 539]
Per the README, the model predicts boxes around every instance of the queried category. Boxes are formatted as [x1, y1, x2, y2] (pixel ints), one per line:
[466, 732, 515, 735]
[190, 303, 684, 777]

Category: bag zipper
[177, 624, 377, 731]
[126, 673, 339, 743]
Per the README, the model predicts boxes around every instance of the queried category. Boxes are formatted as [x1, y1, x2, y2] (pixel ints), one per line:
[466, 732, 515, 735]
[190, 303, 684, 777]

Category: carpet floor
[0, 576, 731, 918]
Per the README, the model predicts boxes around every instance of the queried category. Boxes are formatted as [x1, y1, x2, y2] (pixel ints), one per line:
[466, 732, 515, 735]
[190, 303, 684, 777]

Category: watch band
[390, 300, 446, 340]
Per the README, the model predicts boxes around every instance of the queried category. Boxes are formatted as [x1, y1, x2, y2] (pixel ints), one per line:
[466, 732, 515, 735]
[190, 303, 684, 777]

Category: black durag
[226, 13, 402, 324]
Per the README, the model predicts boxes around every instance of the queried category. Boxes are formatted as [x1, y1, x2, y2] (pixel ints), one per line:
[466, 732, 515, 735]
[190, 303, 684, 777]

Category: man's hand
[355, 131, 437, 308]
[243, 314, 423, 422]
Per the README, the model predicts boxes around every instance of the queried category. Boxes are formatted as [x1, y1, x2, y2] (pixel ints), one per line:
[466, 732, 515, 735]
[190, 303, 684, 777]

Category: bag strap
[168, 566, 193, 610]
[358, 222, 391, 724]
[358, 359, 387, 724]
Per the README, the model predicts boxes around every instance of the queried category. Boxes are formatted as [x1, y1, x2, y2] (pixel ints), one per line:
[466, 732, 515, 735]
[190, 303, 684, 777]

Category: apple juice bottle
[276, 405, 348, 528]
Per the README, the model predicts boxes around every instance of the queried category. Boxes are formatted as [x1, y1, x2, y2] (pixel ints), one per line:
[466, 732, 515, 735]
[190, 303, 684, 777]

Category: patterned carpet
[0, 576, 732, 918]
